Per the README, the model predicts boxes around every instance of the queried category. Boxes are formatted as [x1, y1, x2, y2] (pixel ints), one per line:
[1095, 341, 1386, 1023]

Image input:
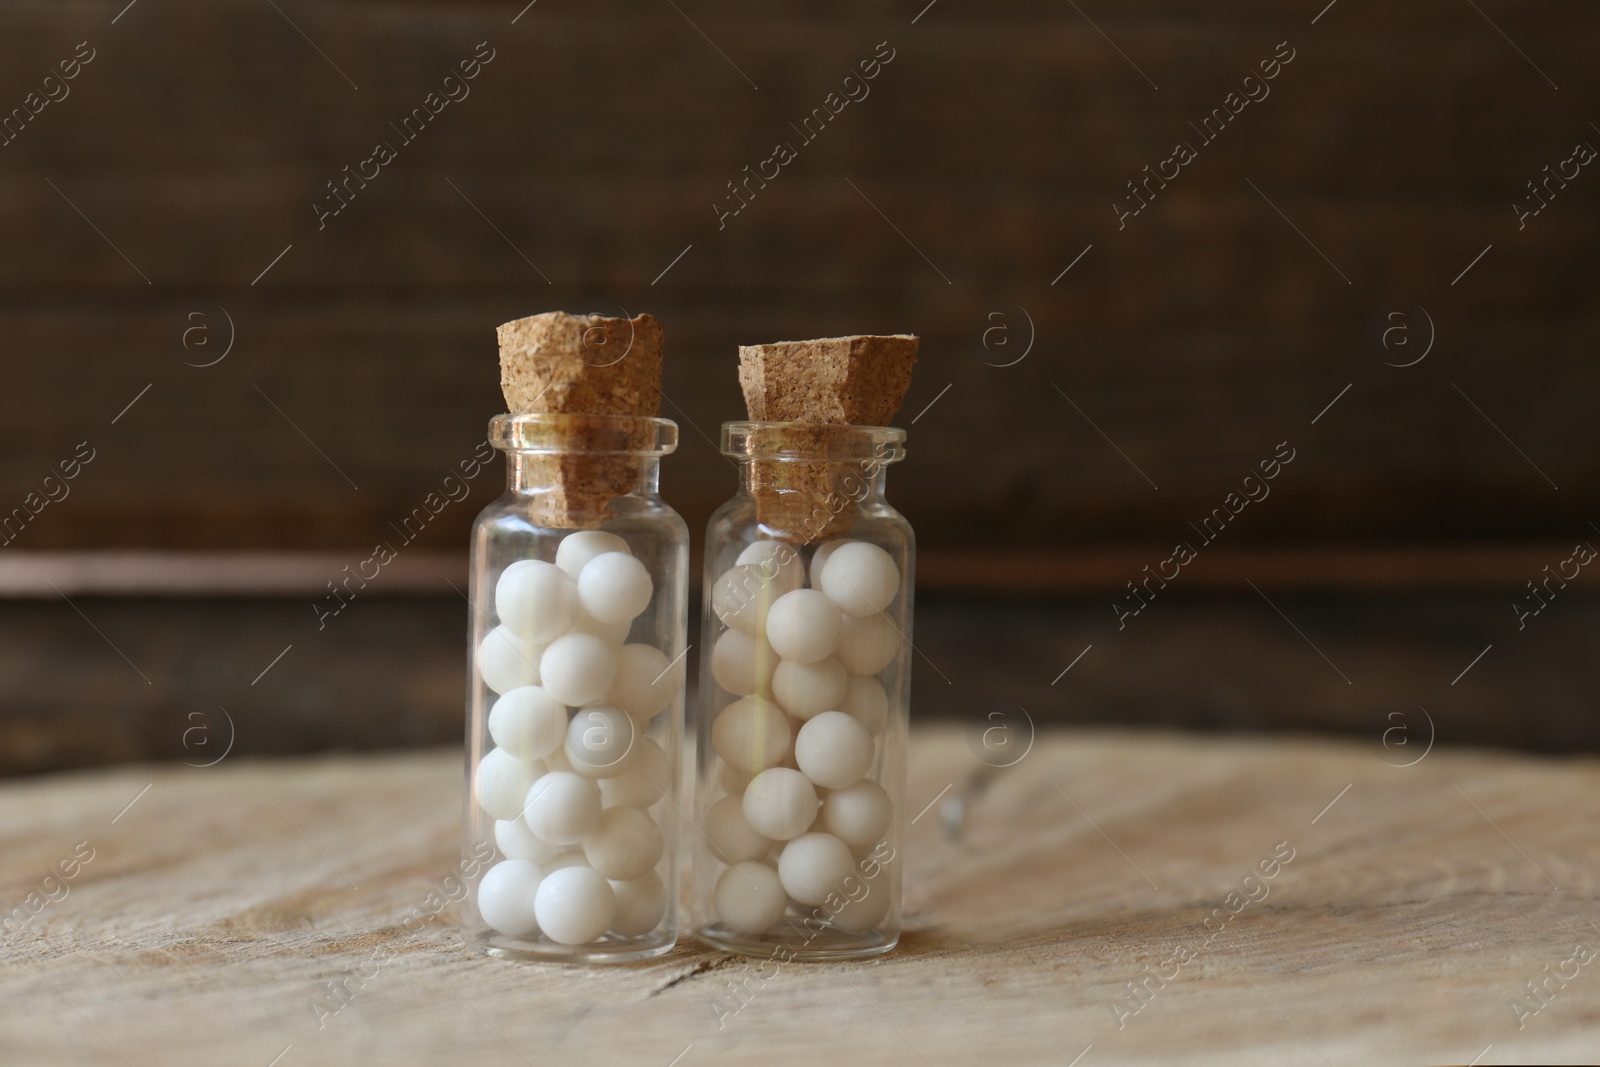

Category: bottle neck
[506, 453, 661, 495]
[736, 457, 887, 503]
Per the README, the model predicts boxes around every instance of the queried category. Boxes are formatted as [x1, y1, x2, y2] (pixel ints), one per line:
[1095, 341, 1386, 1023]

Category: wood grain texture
[0, 2, 1596, 553]
[2, 727, 1596, 1064]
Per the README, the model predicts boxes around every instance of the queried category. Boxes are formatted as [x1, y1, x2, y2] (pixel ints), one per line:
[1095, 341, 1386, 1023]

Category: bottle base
[693, 922, 899, 961]
[469, 929, 677, 963]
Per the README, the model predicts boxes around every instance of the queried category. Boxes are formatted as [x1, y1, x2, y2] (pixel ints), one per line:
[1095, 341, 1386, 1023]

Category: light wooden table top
[2, 726, 1596, 1065]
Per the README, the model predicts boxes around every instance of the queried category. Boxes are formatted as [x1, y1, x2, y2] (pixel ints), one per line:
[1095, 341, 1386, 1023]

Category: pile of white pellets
[472, 531, 678, 946]
[705, 538, 901, 936]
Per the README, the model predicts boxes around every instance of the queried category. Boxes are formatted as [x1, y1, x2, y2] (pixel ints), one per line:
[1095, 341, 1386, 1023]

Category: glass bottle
[461, 413, 687, 962]
[691, 421, 912, 960]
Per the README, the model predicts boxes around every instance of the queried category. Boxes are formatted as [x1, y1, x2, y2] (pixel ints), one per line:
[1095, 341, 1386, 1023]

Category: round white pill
[599, 736, 669, 808]
[555, 530, 631, 579]
[835, 613, 899, 676]
[477, 859, 544, 936]
[711, 696, 791, 775]
[609, 872, 667, 937]
[495, 560, 576, 644]
[477, 625, 541, 694]
[839, 676, 890, 735]
[495, 816, 562, 865]
[710, 629, 777, 697]
[534, 866, 615, 945]
[819, 541, 899, 617]
[539, 632, 617, 706]
[711, 564, 777, 635]
[771, 656, 848, 721]
[571, 607, 632, 646]
[474, 747, 536, 821]
[487, 686, 567, 760]
[607, 644, 678, 723]
[583, 806, 663, 881]
[830, 868, 892, 933]
[794, 711, 875, 790]
[742, 767, 819, 841]
[765, 589, 842, 664]
[565, 704, 635, 779]
[822, 780, 893, 853]
[714, 861, 787, 934]
[777, 832, 856, 906]
[706, 794, 773, 864]
[522, 771, 602, 845]
[578, 551, 653, 624]
[736, 540, 805, 595]
[808, 539, 856, 589]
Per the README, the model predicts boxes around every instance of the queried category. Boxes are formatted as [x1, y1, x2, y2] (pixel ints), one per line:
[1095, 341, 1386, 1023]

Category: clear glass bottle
[461, 413, 687, 962]
[691, 421, 912, 960]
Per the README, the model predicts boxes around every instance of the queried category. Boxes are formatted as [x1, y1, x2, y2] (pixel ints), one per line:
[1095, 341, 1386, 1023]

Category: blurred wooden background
[0, 0, 1596, 772]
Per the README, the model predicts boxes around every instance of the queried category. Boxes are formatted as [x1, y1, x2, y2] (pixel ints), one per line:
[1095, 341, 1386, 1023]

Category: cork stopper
[736, 334, 917, 542]
[497, 311, 665, 528]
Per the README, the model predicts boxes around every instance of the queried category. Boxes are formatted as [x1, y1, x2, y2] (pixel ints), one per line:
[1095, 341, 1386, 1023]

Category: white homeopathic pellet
[578, 551, 654, 624]
[711, 563, 775, 635]
[714, 861, 787, 934]
[794, 711, 874, 790]
[821, 780, 893, 853]
[765, 589, 842, 664]
[705, 794, 772, 864]
[599, 736, 669, 808]
[565, 703, 635, 778]
[555, 530, 631, 579]
[771, 656, 848, 721]
[829, 867, 892, 933]
[477, 859, 544, 936]
[819, 541, 899, 617]
[609, 871, 667, 936]
[607, 644, 676, 723]
[495, 560, 577, 644]
[477, 625, 541, 694]
[534, 866, 616, 945]
[495, 815, 563, 865]
[736, 540, 805, 595]
[777, 832, 855, 906]
[835, 613, 899, 676]
[474, 747, 536, 821]
[808, 538, 856, 589]
[838, 676, 889, 736]
[711, 696, 792, 774]
[583, 805, 664, 881]
[522, 771, 602, 845]
[710, 629, 777, 697]
[539, 632, 618, 706]
[742, 767, 819, 841]
[487, 685, 567, 761]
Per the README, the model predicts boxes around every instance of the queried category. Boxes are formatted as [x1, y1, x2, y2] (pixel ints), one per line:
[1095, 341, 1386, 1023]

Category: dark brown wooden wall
[2, 0, 1596, 555]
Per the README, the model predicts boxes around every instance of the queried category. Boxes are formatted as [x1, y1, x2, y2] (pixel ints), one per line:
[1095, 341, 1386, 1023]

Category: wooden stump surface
[2, 726, 1597, 1065]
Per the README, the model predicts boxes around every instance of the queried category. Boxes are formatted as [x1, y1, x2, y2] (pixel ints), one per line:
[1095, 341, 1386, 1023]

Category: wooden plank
[0, 727, 1594, 1063]
[0, 545, 1578, 597]
[1, 587, 1595, 776]
[0, 2, 1596, 552]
